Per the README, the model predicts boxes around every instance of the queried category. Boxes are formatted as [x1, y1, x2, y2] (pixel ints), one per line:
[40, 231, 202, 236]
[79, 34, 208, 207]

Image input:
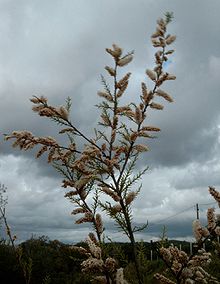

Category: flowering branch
[5, 12, 176, 284]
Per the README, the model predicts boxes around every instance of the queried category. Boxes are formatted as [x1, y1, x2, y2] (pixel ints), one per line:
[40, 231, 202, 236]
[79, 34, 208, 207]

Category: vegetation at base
[0, 236, 219, 284]
[0, 236, 89, 284]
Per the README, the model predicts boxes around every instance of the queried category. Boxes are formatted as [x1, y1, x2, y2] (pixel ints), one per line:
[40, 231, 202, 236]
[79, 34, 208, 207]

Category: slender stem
[111, 45, 167, 284]
[65, 119, 108, 159]
[116, 44, 167, 188]
[119, 200, 143, 284]
[0, 207, 31, 284]
[108, 62, 118, 160]
[0, 207, 15, 249]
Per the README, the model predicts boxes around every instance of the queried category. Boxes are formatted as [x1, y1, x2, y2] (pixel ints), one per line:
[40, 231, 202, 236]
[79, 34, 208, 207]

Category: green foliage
[164, 12, 174, 24]
[0, 243, 23, 283]
[124, 260, 165, 284]
[0, 236, 92, 284]
[0, 236, 220, 283]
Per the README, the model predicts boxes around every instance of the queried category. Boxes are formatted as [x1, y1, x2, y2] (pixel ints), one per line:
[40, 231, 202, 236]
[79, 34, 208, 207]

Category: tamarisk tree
[6, 13, 176, 284]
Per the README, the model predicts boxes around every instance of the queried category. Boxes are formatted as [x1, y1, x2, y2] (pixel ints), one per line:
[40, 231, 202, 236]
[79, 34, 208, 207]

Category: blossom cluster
[155, 187, 220, 284]
[72, 233, 128, 283]
[192, 188, 220, 243]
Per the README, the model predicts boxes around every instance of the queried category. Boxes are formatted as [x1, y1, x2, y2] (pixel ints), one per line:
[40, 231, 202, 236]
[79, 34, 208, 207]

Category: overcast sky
[0, 0, 220, 244]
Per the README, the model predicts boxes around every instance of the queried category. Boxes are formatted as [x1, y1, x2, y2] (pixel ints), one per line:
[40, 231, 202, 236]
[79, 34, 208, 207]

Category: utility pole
[196, 203, 199, 220]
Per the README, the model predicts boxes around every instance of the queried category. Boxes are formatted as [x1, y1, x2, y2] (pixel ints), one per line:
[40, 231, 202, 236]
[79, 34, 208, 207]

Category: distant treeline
[0, 236, 219, 284]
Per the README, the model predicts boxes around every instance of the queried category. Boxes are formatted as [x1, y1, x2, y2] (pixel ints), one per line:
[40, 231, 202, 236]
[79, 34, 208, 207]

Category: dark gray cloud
[0, 0, 220, 243]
